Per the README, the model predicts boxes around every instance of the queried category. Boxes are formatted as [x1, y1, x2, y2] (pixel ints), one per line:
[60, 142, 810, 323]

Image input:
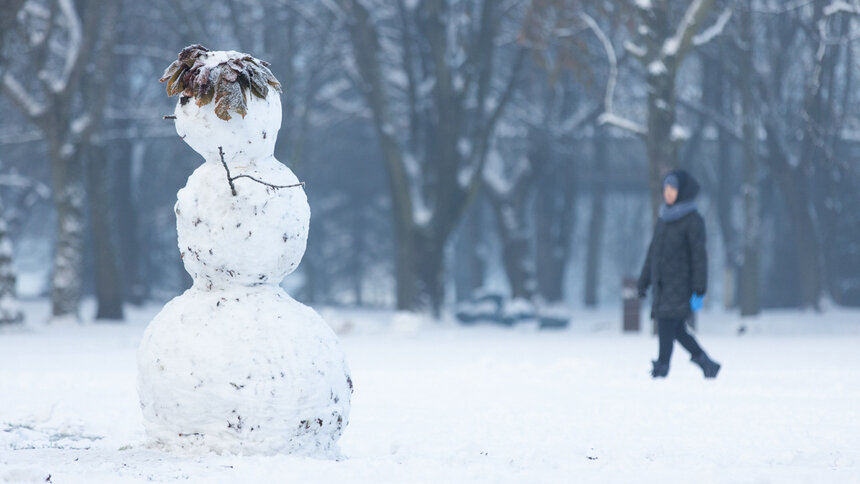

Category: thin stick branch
[219, 146, 238, 196]
[231, 174, 305, 190]
[218, 146, 305, 197]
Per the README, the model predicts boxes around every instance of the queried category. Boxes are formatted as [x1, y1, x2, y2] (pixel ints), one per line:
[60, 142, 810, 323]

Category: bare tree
[2, 0, 122, 320]
[601, 0, 727, 216]
[753, 1, 859, 309]
[335, 0, 526, 314]
[481, 2, 609, 305]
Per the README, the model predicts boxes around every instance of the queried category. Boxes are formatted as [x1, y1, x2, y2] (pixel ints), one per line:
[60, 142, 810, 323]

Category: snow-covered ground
[1, 301, 859, 483]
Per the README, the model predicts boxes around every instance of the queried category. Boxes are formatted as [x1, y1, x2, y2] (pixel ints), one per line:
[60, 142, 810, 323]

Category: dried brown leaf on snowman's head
[160, 44, 282, 121]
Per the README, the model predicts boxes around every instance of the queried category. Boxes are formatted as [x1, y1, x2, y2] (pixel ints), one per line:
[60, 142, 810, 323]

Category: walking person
[638, 170, 721, 379]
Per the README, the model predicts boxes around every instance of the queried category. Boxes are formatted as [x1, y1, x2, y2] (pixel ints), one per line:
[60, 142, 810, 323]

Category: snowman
[137, 45, 352, 456]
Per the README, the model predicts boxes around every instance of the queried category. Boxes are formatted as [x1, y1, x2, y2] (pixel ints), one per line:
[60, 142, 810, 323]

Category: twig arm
[218, 146, 305, 196]
[219, 146, 238, 196]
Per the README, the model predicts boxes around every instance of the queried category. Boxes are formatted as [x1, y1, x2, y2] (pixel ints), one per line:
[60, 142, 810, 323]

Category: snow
[648, 60, 667, 76]
[481, 150, 512, 196]
[2, 303, 859, 482]
[402, 152, 432, 227]
[824, 0, 860, 16]
[198, 50, 248, 69]
[662, 37, 679, 57]
[670, 124, 690, 141]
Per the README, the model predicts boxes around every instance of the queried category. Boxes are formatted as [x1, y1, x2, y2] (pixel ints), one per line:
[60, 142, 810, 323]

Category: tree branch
[579, 12, 617, 113]
[676, 96, 742, 141]
[1, 74, 45, 119]
[597, 112, 647, 137]
[693, 7, 733, 47]
[56, 0, 82, 92]
[664, 0, 717, 62]
[218, 147, 304, 197]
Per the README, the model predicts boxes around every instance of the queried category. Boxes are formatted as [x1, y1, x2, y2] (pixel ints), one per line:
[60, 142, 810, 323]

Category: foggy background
[1, 0, 858, 323]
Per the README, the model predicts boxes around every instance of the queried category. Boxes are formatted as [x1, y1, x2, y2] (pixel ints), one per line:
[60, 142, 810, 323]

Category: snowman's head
[161, 45, 283, 164]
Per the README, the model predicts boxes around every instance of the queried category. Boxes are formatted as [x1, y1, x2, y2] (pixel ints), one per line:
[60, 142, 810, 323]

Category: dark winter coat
[638, 171, 708, 320]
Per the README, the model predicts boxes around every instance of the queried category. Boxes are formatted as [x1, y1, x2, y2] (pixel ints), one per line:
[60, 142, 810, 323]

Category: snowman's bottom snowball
[137, 285, 352, 456]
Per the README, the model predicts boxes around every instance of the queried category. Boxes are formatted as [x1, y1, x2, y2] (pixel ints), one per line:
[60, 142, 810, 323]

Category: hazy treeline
[0, 0, 858, 322]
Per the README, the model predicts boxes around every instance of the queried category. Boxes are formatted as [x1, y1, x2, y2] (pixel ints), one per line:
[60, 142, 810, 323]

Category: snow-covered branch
[824, 0, 860, 16]
[598, 112, 647, 137]
[693, 8, 732, 47]
[1, 74, 45, 119]
[663, 0, 716, 61]
[579, 12, 617, 114]
[624, 40, 647, 59]
[56, 0, 82, 93]
[482, 151, 531, 200]
[402, 151, 431, 227]
[0, 174, 51, 199]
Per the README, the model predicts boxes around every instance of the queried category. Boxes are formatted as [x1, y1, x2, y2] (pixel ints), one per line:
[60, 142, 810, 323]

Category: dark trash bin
[622, 277, 640, 332]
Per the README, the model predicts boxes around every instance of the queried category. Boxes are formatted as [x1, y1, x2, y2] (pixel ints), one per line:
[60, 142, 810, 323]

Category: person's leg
[674, 320, 704, 358]
[676, 321, 721, 378]
[656, 318, 678, 364]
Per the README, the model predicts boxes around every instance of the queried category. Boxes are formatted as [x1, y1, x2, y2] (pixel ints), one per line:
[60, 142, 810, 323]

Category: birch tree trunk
[0, 206, 23, 324]
[0, 0, 27, 324]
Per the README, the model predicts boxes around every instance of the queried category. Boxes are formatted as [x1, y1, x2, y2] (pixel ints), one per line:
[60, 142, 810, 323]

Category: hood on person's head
[663, 170, 699, 203]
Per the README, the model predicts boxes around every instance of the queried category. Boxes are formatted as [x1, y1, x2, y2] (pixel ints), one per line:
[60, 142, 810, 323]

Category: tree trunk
[630, 0, 716, 218]
[351, 202, 364, 306]
[490, 197, 534, 301]
[704, 45, 739, 310]
[764, 131, 821, 309]
[584, 127, 607, 307]
[645, 66, 679, 218]
[86, 143, 124, 320]
[454, 201, 486, 302]
[50, 149, 86, 320]
[0, 202, 23, 324]
[393, 215, 418, 311]
[739, 1, 760, 317]
[534, 155, 574, 304]
[115, 140, 145, 304]
[414, 230, 444, 315]
[802, 8, 851, 306]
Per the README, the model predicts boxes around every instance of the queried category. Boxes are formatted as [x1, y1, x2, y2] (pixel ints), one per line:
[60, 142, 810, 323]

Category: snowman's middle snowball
[175, 157, 309, 288]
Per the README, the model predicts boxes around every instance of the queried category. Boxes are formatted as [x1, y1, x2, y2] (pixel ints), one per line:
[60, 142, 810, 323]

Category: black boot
[691, 352, 721, 378]
[651, 360, 669, 378]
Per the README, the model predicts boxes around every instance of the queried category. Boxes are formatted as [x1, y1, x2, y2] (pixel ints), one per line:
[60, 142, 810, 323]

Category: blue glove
[690, 293, 704, 312]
